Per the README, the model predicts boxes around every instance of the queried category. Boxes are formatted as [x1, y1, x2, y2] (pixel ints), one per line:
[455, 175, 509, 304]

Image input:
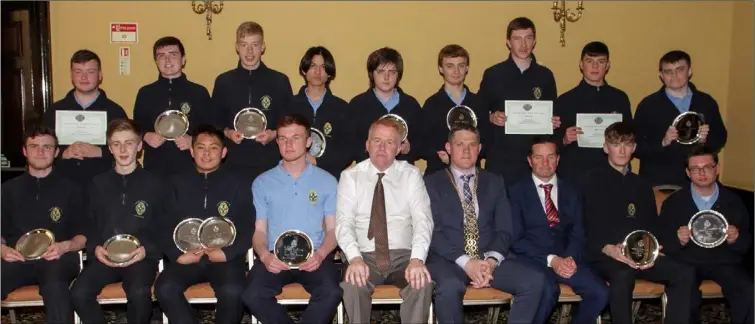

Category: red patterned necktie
[540, 184, 560, 227]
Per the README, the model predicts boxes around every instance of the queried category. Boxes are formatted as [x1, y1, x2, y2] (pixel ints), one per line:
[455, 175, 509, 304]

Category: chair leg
[337, 302, 344, 324]
[557, 304, 571, 324]
[631, 300, 641, 322]
[162, 311, 168, 324]
[427, 302, 433, 324]
[661, 294, 668, 321]
[74, 311, 81, 324]
[491, 305, 501, 323]
[9, 309, 17, 324]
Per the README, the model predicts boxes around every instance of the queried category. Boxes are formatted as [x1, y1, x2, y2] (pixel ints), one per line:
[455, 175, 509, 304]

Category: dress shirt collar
[532, 173, 557, 188]
[367, 159, 397, 178]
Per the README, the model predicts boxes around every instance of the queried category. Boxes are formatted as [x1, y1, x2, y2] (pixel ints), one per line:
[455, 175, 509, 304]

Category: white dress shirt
[335, 159, 434, 262]
[450, 166, 505, 269]
[533, 174, 559, 267]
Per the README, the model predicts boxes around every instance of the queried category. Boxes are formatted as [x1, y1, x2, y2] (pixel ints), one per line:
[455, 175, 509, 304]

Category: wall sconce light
[551, 0, 584, 47]
[192, 0, 224, 40]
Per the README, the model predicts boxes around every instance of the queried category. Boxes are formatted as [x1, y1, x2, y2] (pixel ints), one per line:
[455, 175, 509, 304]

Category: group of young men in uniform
[1, 15, 751, 324]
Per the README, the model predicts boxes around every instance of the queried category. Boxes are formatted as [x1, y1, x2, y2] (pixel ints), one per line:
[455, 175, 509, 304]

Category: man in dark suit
[509, 137, 608, 323]
[424, 124, 546, 324]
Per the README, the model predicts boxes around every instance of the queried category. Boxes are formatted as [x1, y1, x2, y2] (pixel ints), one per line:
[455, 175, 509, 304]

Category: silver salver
[309, 128, 326, 158]
[688, 209, 729, 248]
[233, 107, 267, 139]
[173, 218, 203, 253]
[103, 234, 141, 266]
[621, 230, 660, 267]
[274, 230, 314, 269]
[198, 217, 237, 249]
[154, 110, 189, 140]
[672, 111, 705, 145]
[446, 105, 478, 130]
[378, 113, 408, 142]
[15, 229, 55, 261]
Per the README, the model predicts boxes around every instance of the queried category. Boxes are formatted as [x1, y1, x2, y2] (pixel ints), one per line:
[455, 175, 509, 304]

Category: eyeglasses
[688, 164, 716, 174]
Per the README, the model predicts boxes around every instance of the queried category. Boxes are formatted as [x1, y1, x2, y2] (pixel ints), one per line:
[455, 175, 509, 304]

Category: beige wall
[49, 1, 753, 189]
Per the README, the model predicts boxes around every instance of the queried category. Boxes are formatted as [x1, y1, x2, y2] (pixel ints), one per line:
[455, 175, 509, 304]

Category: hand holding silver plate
[234, 108, 267, 139]
[672, 111, 705, 145]
[103, 234, 141, 266]
[378, 114, 408, 142]
[621, 230, 660, 267]
[15, 229, 56, 261]
[688, 209, 728, 248]
[154, 110, 190, 141]
[308, 128, 327, 158]
[446, 105, 478, 130]
[273, 230, 314, 269]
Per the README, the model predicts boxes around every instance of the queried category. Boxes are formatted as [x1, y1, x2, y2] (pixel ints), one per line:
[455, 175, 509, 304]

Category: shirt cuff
[547, 254, 556, 267]
[455, 255, 472, 269]
[410, 245, 428, 263]
[484, 251, 505, 267]
[343, 245, 363, 263]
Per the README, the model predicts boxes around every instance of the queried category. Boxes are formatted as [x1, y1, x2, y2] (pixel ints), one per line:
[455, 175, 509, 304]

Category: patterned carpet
[1, 299, 731, 323]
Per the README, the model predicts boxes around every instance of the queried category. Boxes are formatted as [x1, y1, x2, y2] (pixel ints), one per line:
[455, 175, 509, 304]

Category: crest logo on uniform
[180, 102, 191, 115]
[261, 95, 272, 110]
[523, 104, 533, 111]
[309, 190, 318, 204]
[627, 203, 636, 217]
[323, 122, 333, 136]
[594, 117, 603, 124]
[50, 207, 61, 222]
[218, 201, 230, 217]
[533, 87, 542, 100]
[134, 200, 147, 217]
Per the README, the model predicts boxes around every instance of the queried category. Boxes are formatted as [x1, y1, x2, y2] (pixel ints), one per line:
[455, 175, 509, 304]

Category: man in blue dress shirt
[242, 114, 342, 324]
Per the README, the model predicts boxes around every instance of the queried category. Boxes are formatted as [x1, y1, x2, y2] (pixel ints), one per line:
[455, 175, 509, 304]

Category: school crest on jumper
[261, 95, 272, 110]
[323, 122, 332, 136]
[134, 200, 147, 217]
[180, 102, 191, 115]
[50, 207, 61, 222]
[217, 201, 230, 217]
[308, 190, 318, 204]
[533, 87, 542, 100]
[627, 203, 636, 217]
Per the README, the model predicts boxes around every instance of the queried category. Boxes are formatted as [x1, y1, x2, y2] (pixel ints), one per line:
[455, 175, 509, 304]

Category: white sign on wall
[119, 46, 131, 76]
[110, 22, 138, 44]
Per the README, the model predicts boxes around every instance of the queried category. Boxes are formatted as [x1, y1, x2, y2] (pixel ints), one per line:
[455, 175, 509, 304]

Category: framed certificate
[504, 100, 553, 135]
[576, 113, 623, 148]
[55, 110, 108, 145]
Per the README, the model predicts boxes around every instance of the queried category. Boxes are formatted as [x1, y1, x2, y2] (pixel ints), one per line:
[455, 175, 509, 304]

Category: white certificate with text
[55, 110, 108, 145]
[504, 100, 553, 135]
[576, 113, 623, 148]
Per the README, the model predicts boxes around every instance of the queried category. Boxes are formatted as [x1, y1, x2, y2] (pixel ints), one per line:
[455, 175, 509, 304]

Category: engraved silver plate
[103, 234, 141, 265]
[309, 128, 326, 158]
[621, 230, 659, 267]
[446, 105, 478, 130]
[233, 107, 267, 139]
[198, 217, 237, 249]
[154, 110, 189, 140]
[15, 229, 55, 261]
[378, 113, 408, 142]
[173, 218, 203, 253]
[273, 230, 314, 269]
[688, 209, 728, 248]
[672, 111, 705, 145]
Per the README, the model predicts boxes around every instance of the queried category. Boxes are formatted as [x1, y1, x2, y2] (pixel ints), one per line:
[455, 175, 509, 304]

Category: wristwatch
[485, 256, 499, 266]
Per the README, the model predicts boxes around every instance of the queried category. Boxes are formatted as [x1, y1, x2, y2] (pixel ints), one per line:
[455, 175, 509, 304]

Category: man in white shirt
[508, 136, 608, 323]
[336, 118, 434, 324]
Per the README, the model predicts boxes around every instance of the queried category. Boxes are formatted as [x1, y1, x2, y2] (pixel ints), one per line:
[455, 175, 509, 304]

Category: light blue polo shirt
[252, 161, 338, 251]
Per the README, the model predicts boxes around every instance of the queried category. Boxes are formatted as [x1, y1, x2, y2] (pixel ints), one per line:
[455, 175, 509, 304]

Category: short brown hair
[506, 17, 536, 40]
[236, 21, 264, 41]
[106, 118, 142, 142]
[366, 47, 403, 88]
[604, 121, 635, 144]
[368, 118, 401, 140]
[448, 124, 480, 143]
[437, 44, 470, 67]
[276, 114, 311, 137]
[23, 124, 58, 147]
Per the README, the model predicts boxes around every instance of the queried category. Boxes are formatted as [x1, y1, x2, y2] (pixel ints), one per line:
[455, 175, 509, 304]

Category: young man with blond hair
[211, 21, 293, 185]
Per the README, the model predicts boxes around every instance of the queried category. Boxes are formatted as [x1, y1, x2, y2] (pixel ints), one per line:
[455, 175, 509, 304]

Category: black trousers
[1, 253, 80, 324]
[70, 259, 158, 324]
[242, 258, 342, 324]
[689, 263, 754, 324]
[155, 261, 246, 324]
[591, 255, 696, 324]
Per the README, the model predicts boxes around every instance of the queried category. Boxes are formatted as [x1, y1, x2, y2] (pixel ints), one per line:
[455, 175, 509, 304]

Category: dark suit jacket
[424, 168, 512, 263]
[509, 176, 586, 266]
